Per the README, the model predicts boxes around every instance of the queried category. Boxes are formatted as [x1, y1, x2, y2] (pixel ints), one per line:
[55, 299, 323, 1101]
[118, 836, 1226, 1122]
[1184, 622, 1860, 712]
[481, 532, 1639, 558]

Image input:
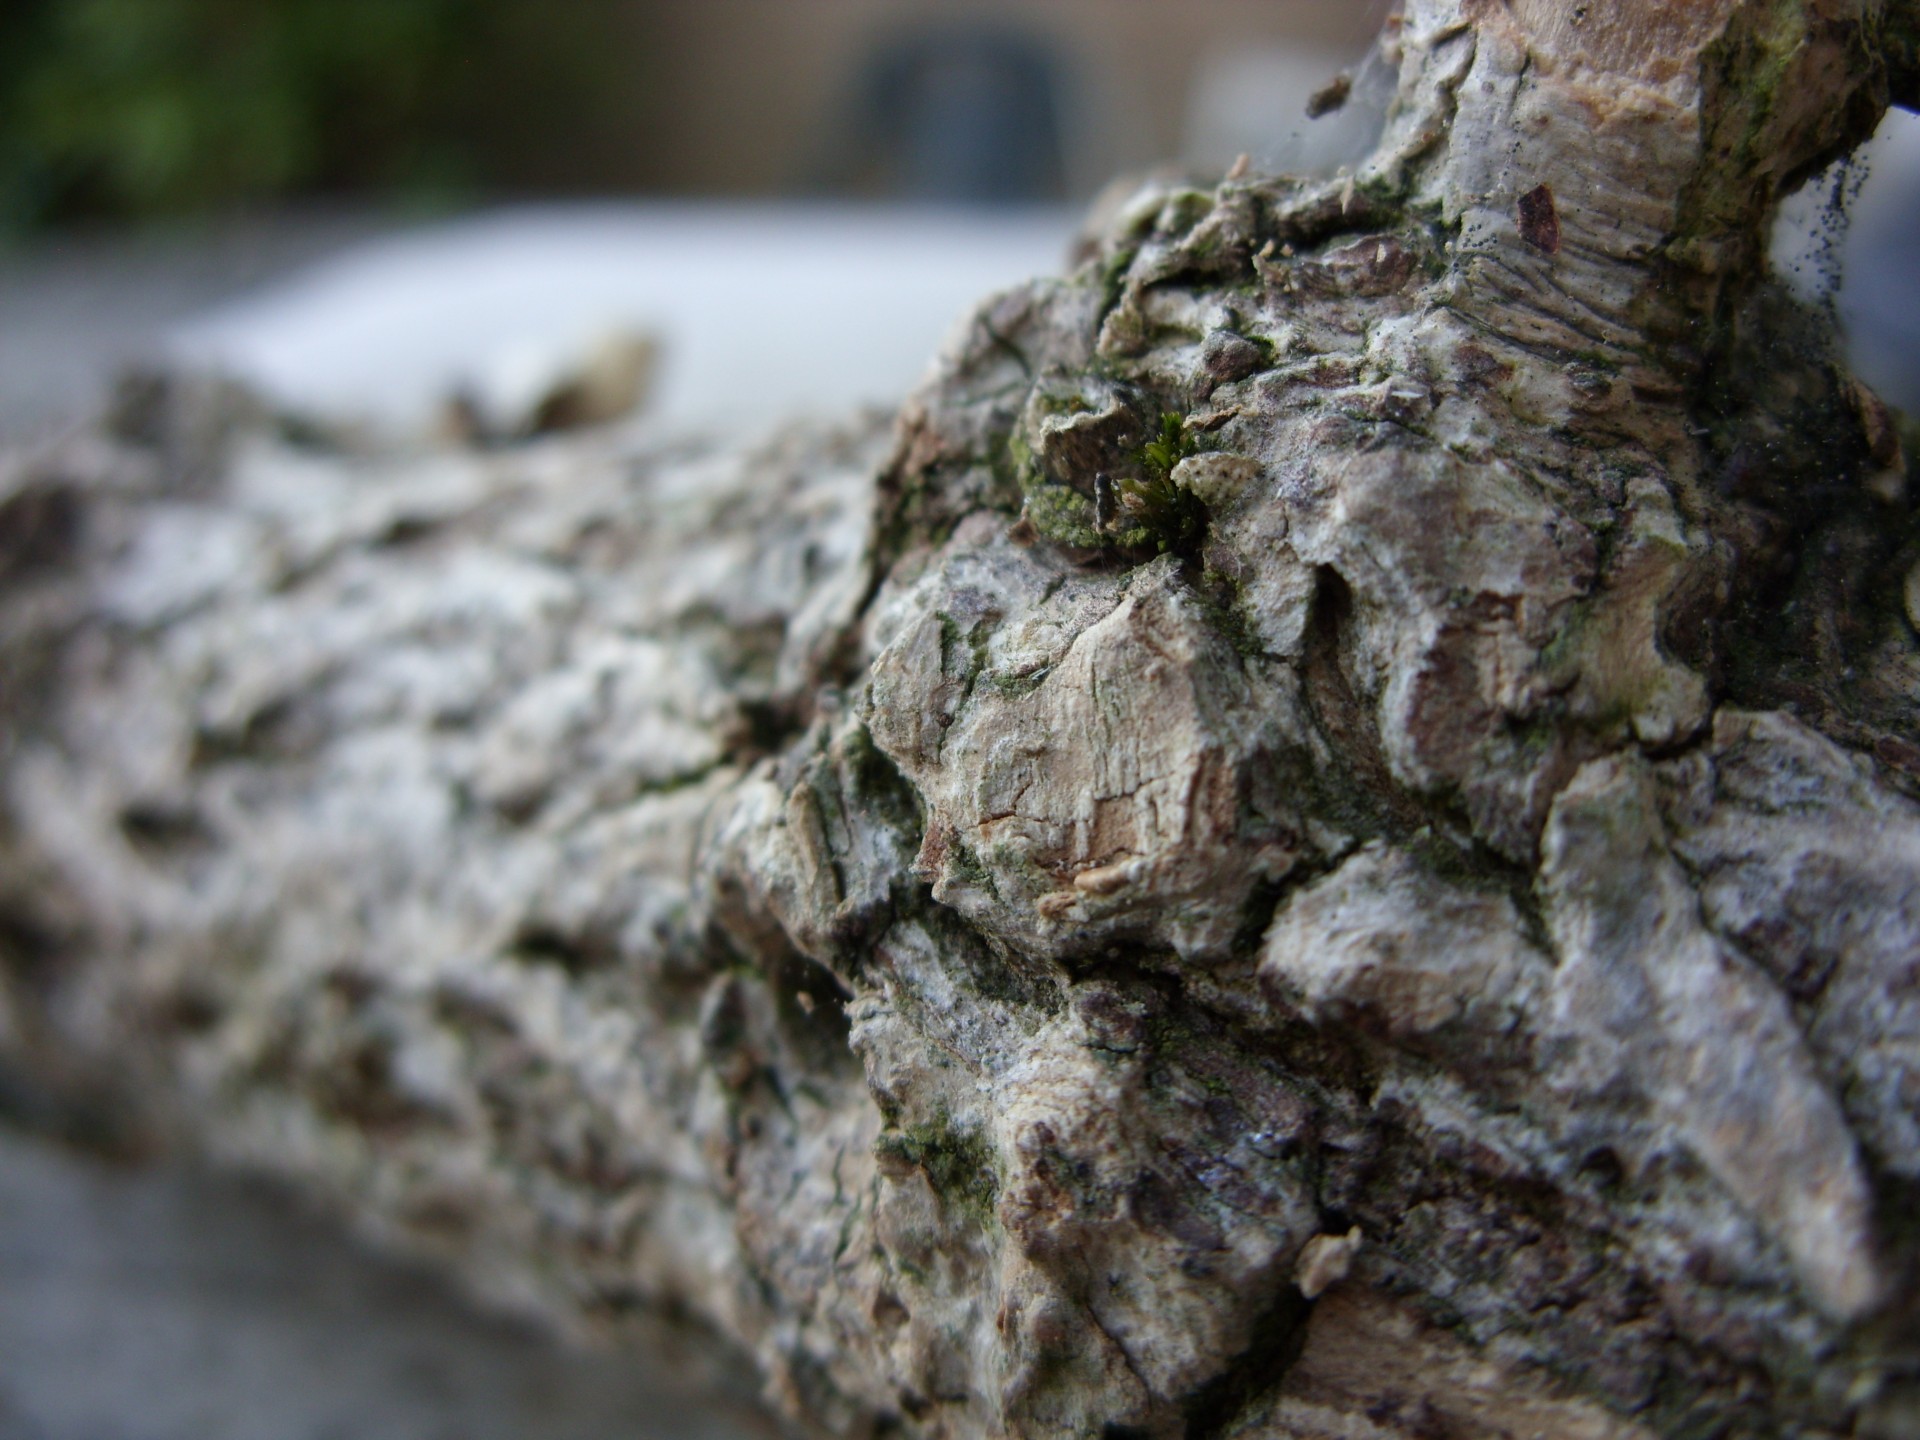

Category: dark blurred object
[819, 27, 1066, 202]
[609, 1, 1381, 201]
[0, 0, 622, 230]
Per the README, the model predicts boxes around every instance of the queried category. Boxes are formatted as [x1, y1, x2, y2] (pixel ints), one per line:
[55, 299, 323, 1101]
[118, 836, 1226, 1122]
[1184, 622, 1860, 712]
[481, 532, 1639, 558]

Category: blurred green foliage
[0, 0, 620, 229]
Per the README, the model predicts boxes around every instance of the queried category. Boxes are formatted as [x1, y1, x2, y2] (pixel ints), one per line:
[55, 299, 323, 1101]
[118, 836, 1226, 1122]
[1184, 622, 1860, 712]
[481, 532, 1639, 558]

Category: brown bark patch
[1518, 184, 1562, 253]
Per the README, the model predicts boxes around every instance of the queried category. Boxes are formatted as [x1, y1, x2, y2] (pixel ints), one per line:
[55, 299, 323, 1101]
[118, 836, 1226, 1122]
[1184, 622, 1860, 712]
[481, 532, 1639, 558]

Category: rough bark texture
[6, 2, 1920, 1436]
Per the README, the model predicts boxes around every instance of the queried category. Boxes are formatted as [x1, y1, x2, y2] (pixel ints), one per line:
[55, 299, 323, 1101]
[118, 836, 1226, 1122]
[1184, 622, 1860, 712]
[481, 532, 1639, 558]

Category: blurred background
[0, 0, 1386, 222]
[0, 0, 1394, 450]
[1, 4, 1918, 1438]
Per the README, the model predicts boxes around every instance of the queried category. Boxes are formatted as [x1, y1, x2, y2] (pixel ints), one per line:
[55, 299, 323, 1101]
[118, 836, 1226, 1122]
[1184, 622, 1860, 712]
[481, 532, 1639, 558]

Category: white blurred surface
[1771, 105, 1920, 412]
[0, 212, 389, 450]
[168, 203, 1077, 438]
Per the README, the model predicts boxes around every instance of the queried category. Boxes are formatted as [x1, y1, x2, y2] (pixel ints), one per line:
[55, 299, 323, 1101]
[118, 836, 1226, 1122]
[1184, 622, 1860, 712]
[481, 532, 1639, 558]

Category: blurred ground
[168, 203, 1078, 438]
[0, 1127, 778, 1440]
[0, 203, 1080, 448]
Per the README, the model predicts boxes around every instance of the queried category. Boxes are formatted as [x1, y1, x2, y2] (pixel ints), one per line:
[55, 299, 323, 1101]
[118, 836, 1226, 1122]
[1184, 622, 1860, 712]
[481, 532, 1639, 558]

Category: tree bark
[6, 2, 1920, 1435]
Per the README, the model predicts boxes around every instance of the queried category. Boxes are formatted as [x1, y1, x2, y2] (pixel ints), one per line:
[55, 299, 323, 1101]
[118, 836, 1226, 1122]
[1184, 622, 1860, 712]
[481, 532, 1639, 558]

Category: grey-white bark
[6, 2, 1920, 1436]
